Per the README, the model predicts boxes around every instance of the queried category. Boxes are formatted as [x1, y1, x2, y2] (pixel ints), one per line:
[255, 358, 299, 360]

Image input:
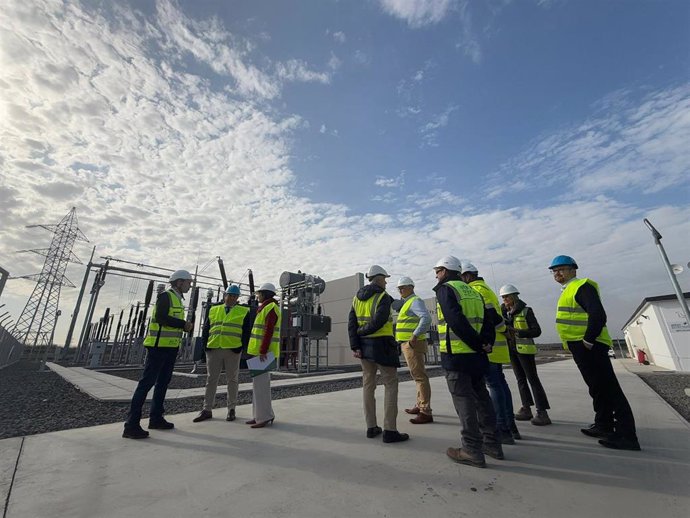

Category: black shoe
[482, 443, 505, 460]
[510, 422, 522, 440]
[149, 418, 174, 430]
[226, 409, 236, 421]
[382, 430, 410, 443]
[499, 429, 515, 445]
[366, 426, 382, 438]
[193, 410, 212, 423]
[581, 423, 613, 438]
[122, 425, 149, 439]
[598, 436, 641, 451]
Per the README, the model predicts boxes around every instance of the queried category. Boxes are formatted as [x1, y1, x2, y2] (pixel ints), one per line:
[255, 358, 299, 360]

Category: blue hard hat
[549, 255, 578, 269]
[225, 284, 241, 295]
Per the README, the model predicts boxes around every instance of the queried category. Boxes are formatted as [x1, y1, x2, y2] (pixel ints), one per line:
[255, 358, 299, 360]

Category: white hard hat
[397, 276, 415, 288]
[169, 269, 193, 282]
[460, 261, 478, 274]
[434, 255, 462, 272]
[366, 265, 390, 279]
[499, 284, 520, 297]
[258, 282, 277, 294]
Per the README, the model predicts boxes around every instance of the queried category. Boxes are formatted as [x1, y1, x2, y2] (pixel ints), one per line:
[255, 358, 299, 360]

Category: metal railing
[0, 324, 23, 369]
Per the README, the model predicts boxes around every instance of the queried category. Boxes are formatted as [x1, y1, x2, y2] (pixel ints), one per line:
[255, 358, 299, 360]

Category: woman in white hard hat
[499, 284, 551, 428]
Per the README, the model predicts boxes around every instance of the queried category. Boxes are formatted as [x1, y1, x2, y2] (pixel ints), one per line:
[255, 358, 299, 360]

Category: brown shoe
[405, 407, 420, 415]
[409, 412, 433, 424]
[531, 410, 552, 426]
[514, 406, 533, 421]
[446, 447, 486, 468]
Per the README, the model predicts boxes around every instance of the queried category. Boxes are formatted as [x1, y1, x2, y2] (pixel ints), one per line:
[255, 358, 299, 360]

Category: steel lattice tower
[13, 207, 88, 355]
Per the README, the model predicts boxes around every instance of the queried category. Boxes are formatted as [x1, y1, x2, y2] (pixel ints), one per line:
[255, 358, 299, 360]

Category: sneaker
[366, 426, 382, 438]
[122, 425, 150, 440]
[598, 436, 641, 451]
[148, 417, 174, 430]
[446, 447, 486, 468]
[531, 410, 552, 426]
[409, 412, 433, 424]
[382, 430, 410, 443]
[499, 429, 515, 445]
[482, 443, 505, 460]
[514, 406, 533, 421]
[193, 410, 212, 423]
[581, 423, 613, 438]
[226, 409, 236, 421]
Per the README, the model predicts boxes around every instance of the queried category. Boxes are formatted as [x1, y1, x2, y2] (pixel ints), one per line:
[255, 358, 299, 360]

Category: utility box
[88, 341, 106, 368]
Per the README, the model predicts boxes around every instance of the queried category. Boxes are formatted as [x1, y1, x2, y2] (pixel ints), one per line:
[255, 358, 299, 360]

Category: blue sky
[0, 0, 689, 342]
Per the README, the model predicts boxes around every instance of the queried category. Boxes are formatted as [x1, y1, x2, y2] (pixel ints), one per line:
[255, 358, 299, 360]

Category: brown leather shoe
[245, 419, 257, 425]
[405, 407, 420, 415]
[250, 418, 275, 429]
[446, 447, 486, 468]
[409, 412, 433, 424]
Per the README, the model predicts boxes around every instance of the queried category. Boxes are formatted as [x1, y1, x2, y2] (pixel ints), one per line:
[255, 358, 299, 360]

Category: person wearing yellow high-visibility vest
[460, 262, 529, 448]
[434, 256, 503, 468]
[499, 283, 551, 435]
[395, 276, 432, 424]
[246, 282, 281, 429]
[348, 265, 408, 444]
[550, 255, 640, 451]
[123, 269, 194, 440]
[193, 285, 251, 423]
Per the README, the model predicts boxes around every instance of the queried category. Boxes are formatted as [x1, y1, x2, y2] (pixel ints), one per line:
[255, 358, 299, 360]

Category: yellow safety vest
[247, 301, 282, 358]
[144, 290, 185, 348]
[436, 280, 484, 354]
[514, 308, 537, 355]
[395, 295, 422, 342]
[207, 304, 249, 349]
[469, 280, 509, 364]
[352, 291, 394, 338]
[556, 278, 612, 348]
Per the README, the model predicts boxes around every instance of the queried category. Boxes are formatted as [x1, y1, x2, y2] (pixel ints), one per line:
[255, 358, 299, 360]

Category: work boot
[226, 409, 236, 422]
[598, 435, 641, 451]
[514, 406, 533, 421]
[409, 412, 433, 424]
[122, 424, 149, 440]
[148, 417, 174, 430]
[382, 430, 409, 443]
[404, 406, 420, 415]
[193, 410, 212, 423]
[446, 447, 486, 468]
[581, 423, 613, 438]
[531, 410, 552, 426]
[366, 426, 382, 438]
[499, 429, 515, 445]
[482, 443, 505, 460]
[510, 422, 522, 440]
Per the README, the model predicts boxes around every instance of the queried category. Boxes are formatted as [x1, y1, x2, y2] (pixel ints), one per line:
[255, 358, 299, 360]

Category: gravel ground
[2, 356, 568, 440]
[636, 372, 690, 422]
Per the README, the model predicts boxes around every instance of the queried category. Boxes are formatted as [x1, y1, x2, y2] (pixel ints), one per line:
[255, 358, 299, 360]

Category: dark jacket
[154, 290, 186, 329]
[501, 299, 541, 347]
[201, 302, 252, 352]
[348, 283, 399, 368]
[574, 281, 607, 345]
[433, 272, 494, 373]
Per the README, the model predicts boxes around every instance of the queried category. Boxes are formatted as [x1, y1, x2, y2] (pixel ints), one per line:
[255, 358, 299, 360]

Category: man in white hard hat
[246, 282, 281, 428]
[433, 256, 502, 467]
[193, 285, 251, 423]
[123, 269, 194, 439]
[349, 265, 409, 443]
[395, 276, 433, 424]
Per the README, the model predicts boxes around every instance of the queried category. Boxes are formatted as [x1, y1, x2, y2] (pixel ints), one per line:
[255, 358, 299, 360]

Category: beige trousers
[361, 359, 398, 431]
[401, 340, 431, 414]
[251, 371, 274, 422]
[203, 348, 242, 411]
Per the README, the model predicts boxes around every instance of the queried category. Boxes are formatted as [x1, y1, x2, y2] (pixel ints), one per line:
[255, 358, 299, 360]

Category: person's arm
[517, 307, 542, 339]
[357, 294, 392, 336]
[259, 306, 278, 356]
[409, 298, 431, 339]
[348, 304, 361, 350]
[241, 309, 252, 348]
[575, 282, 607, 345]
[481, 306, 500, 346]
[201, 305, 212, 347]
[437, 285, 483, 352]
[154, 292, 187, 329]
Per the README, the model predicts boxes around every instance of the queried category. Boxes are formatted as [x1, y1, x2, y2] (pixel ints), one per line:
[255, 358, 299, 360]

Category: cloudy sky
[1, 0, 688, 344]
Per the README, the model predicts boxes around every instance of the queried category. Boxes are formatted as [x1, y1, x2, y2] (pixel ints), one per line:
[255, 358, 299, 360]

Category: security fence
[0, 324, 23, 369]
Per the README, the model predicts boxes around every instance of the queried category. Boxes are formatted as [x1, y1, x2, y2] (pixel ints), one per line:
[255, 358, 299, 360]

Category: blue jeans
[126, 347, 178, 426]
[486, 363, 515, 431]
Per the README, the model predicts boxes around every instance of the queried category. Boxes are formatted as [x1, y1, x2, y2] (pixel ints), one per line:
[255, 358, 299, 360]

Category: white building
[621, 293, 690, 372]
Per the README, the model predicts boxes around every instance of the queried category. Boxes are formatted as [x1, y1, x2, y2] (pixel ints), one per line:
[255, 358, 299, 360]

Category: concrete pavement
[2, 360, 689, 518]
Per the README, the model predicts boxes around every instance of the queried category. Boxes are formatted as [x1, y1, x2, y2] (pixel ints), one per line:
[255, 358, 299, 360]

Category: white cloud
[332, 31, 346, 43]
[419, 105, 458, 147]
[379, 0, 455, 28]
[375, 172, 406, 188]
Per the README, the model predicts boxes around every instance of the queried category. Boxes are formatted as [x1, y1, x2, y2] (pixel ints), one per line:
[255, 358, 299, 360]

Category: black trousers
[568, 341, 637, 438]
[509, 347, 550, 411]
[126, 347, 178, 426]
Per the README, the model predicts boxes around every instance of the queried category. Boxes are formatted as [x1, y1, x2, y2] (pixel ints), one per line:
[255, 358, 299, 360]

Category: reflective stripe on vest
[468, 279, 509, 364]
[436, 280, 484, 354]
[395, 295, 421, 342]
[514, 308, 537, 355]
[555, 278, 612, 347]
[144, 290, 185, 348]
[207, 304, 249, 349]
[352, 292, 394, 338]
[247, 301, 282, 358]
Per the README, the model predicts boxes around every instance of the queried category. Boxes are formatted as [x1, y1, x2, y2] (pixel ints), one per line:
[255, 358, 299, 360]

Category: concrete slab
[5, 360, 689, 518]
[0, 437, 22, 513]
